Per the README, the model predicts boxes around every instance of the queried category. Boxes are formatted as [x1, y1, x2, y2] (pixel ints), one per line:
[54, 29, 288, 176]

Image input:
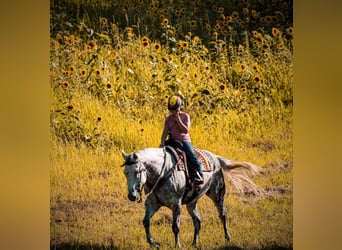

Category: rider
[160, 95, 204, 185]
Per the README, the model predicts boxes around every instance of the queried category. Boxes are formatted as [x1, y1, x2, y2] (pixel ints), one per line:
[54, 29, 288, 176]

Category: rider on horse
[160, 95, 204, 186]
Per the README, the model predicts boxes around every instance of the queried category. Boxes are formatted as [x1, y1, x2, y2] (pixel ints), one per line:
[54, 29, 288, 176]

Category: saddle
[164, 139, 213, 186]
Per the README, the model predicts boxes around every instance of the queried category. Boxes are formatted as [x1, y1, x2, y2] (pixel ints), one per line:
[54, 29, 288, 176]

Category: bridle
[121, 148, 167, 203]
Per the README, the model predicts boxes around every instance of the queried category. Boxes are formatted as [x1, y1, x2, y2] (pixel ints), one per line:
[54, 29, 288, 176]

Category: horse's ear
[121, 150, 129, 160]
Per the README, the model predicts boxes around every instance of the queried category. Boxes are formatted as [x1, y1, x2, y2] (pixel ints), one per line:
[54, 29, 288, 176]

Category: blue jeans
[182, 141, 203, 178]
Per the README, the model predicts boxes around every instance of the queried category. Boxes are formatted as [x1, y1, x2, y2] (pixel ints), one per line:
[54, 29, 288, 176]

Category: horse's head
[121, 150, 147, 202]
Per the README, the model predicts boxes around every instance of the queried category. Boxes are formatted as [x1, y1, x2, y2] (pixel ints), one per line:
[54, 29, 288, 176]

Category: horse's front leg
[172, 203, 182, 248]
[143, 201, 160, 247]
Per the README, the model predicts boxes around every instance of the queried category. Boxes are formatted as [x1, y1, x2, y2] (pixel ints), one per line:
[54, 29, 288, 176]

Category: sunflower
[101, 17, 107, 25]
[252, 64, 258, 72]
[193, 72, 198, 79]
[176, 43, 181, 49]
[95, 69, 101, 76]
[227, 16, 232, 22]
[106, 83, 112, 89]
[206, 24, 211, 30]
[140, 128, 145, 133]
[68, 66, 75, 73]
[163, 9, 168, 15]
[154, 43, 161, 51]
[62, 81, 69, 89]
[232, 11, 239, 20]
[219, 83, 226, 92]
[264, 52, 269, 58]
[97, 117, 102, 122]
[272, 28, 279, 36]
[199, 60, 205, 67]
[182, 41, 188, 49]
[142, 41, 149, 48]
[240, 64, 246, 71]
[255, 36, 263, 43]
[241, 86, 247, 93]
[252, 76, 260, 84]
[64, 71, 70, 76]
[175, 10, 181, 16]
[122, 8, 126, 14]
[162, 18, 169, 25]
[56, 33, 61, 40]
[215, 23, 221, 30]
[190, 20, 197, 27]
[80, 69, 87, 76]
[272, 16, 278, 23]
[113, 35, 119, 41]
[286, 27, 293, 36]
[243, 8, 249, 14]
[101, 66, 106, 71]
[146, 10, 151, 15]
[193, 36, 200, 44]
[66, 103, 75, 111]
[209, 74, 214, 80]
[265, 16, 272, 23]
[205, 65, 210, 72]
[219, 7, 224, 13]
[212, 5, 217, 11]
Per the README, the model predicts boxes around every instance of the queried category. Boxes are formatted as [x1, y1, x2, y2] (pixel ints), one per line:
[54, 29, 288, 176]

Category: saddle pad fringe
[194, 148, 213, 172]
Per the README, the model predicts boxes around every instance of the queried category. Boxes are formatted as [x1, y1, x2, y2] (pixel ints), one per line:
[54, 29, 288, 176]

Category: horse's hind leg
[186, 202, 201, 246]
[206, 171, 231, 242]
[143, 201, 161, 247]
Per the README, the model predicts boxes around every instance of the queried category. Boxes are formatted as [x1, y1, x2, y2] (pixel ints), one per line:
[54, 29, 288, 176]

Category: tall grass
[50, 0, 293, 248]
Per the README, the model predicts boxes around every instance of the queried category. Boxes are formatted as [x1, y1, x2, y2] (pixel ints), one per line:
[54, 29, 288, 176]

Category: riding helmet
[168, 96, 182, 110]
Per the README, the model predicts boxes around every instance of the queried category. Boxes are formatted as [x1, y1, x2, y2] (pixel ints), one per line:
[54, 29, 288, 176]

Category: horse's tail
[217, 156, 263, 196]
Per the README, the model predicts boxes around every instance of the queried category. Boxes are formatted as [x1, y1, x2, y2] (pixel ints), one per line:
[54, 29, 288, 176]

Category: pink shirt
[164, 113, 191, 142]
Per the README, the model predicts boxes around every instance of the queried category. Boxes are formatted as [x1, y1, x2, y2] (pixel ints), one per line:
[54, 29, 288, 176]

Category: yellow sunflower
[66, 103, 75, 111]
[101, 17, 107, 25]
[80, 69, 87, 76]
[162, 18, 169, 25]
[241, 86, 247, 93]
[95, 69, 101, 76]
[154, 43, 161, 51]
[175, 10, 181, 16]
[62, 81, 69, 89]
[182, 41, 188, 49]
[190, 20, 197, 27]
[106, 83, 112, 89]
[219, 83, 226, 92]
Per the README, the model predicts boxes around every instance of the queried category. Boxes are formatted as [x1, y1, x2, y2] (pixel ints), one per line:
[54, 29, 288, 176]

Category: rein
[139, 148, 167, 202]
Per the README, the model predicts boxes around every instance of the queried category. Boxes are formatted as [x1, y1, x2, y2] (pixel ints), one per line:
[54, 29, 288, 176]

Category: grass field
[50, 0, 293, 248]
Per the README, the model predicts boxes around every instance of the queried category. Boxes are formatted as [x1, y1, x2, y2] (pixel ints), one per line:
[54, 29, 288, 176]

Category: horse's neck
[138, 148, 166, 183]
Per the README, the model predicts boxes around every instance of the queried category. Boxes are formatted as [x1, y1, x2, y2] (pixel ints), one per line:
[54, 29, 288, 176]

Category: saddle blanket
[194, 147, 213, 172]
[176, 147, 213, 172]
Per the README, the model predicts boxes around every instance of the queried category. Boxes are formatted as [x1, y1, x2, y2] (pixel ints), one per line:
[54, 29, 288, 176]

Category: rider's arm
[160, 125, 168, 147]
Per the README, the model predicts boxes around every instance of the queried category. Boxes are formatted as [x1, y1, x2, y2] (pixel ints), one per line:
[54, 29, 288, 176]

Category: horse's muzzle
[128, 192, 139, 202]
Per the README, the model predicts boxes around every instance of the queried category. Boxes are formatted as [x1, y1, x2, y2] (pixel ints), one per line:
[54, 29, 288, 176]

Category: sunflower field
[50, 0, 293, 248]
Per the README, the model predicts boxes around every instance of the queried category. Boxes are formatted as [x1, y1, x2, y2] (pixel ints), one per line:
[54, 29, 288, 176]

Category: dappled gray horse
[121, 147, 261, 248]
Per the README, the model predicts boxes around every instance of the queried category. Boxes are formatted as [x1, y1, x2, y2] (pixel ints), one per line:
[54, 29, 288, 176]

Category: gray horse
[121, 147, 261, 248]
